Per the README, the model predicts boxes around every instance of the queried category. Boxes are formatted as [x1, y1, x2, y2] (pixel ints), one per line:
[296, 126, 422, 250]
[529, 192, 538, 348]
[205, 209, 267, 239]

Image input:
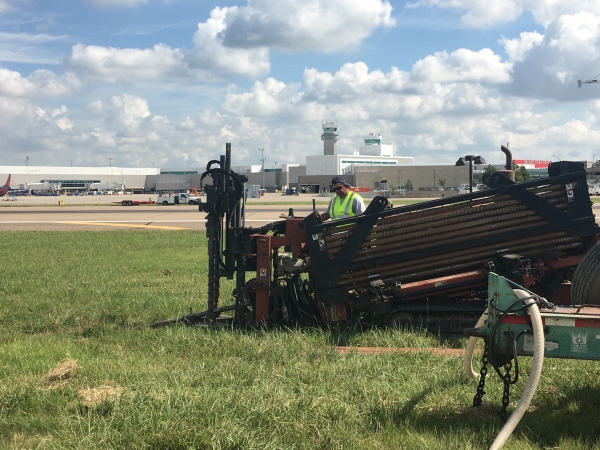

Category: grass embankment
[2, 231, 600, 449]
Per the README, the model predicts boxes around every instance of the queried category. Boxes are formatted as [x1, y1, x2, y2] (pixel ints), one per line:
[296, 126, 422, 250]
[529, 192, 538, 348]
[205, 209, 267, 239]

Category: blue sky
[0, 0, 599, 169]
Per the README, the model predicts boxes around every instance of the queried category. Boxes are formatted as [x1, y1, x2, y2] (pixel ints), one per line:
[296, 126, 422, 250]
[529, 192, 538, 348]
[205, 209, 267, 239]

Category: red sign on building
[513, 159, 552, 169]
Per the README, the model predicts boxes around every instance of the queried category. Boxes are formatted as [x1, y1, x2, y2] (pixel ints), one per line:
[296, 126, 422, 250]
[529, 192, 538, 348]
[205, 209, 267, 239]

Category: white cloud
[218, 62, 512, 163]
[65, 43, 188, 83]
[216, 0, 395, 52]
[304, 62, 391, 102]
[411, 48, 512, 84]
[0, 31, 68, 44]
[222, 78, 311, 124]
[501, 32, 544, 62]
[503, 12, 600, 99]
[35, 105, 73, 130]
[190, 7, 270, 78]
[0, 31, 70, 64]
[88, 94, 151, 130]
[0, 68, 82, 98]
[64, 0, 394, 83]
[408, 0, 600, 28]
[5, 11, 600, 171]
[63, 12, 271, 82]
[0, 67, 596, 169]
[0, 1, 13, 13]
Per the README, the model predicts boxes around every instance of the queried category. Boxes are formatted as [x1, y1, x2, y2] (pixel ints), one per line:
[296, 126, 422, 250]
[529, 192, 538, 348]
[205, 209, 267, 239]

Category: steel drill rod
[349, 213, 547, 263]
[328, 198, 567, 259]
[327, 198, 567, 255]
[339, 232, 567, 284]
[340, 240, 583, 289]
[336, 231, 578, 287]
[323, 182, 565, 243]
[338, 241, 581, 290]
[364, 189, 566, 238]
[324, 187, 566, 248]
[340, 229, 574, 281]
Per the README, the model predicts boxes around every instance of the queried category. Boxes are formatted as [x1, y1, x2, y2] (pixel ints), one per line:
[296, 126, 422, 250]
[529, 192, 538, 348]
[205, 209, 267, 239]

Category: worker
[320, 176, 366, 222]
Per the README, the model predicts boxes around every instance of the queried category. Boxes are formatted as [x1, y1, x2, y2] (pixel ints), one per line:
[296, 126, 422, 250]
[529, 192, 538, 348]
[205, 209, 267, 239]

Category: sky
[1, 0, 600, 170]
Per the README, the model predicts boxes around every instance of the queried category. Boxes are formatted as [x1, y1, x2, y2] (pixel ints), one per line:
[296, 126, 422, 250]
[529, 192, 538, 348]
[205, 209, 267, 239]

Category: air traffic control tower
[321, 121, 339, 155]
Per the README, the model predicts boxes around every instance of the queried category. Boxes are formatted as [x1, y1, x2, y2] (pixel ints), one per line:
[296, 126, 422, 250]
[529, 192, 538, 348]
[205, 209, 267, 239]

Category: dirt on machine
[151, 144, 600, 333]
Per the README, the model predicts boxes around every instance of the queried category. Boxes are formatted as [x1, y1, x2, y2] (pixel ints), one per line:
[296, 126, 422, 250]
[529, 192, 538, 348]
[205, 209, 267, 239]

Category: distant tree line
[485, 163, 531, 182]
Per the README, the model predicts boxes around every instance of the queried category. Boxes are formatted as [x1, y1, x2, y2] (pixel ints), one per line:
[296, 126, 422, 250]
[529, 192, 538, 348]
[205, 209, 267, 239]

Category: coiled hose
[489, 289, 545, 450]
[464, 308, 488, 380]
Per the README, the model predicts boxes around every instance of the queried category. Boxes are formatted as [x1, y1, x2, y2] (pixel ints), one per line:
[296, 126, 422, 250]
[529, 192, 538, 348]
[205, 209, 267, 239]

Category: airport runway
[1, 193, 599, 231]
[0, 194, 325, 231]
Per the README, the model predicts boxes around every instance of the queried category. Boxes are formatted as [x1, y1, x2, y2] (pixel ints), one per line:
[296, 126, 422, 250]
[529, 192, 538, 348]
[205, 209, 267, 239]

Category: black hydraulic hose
[488, 297, 538, 382]
[510, 329, 530, 385]
[200, 167, 245, 196]
[289, 276, 318, 323]
[206, 160, 221, 171]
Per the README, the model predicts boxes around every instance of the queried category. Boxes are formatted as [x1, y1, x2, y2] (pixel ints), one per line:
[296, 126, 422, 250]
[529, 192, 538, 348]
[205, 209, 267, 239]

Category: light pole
[259, 148, 266, 190]
[109, 157, 113, 168]
[69, 160, 72, 167]
[433, 169, 436, 190]
[455, 155, 486, 193]
[25, 156, 29, 166]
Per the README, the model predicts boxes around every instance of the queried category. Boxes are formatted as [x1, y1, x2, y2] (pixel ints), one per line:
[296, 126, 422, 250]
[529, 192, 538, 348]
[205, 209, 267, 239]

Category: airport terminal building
[3, 123, 561, 197]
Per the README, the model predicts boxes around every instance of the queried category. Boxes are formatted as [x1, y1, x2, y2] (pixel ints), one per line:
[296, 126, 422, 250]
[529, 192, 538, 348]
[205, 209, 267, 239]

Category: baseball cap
[331, 176, 348, 186]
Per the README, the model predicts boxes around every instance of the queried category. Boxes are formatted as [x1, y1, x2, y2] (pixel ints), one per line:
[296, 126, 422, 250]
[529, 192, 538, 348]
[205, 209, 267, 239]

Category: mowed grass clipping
[1, 231, 600, 449]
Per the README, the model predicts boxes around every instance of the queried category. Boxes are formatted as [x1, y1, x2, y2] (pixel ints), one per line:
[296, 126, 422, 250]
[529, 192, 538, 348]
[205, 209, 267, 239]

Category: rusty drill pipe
[336, 231, 578, 287]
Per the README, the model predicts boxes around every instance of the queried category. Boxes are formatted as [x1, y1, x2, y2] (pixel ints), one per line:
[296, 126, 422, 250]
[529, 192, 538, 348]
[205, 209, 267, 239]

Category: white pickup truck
[589, 185, 600, 196]
[157, 193, 202, 205]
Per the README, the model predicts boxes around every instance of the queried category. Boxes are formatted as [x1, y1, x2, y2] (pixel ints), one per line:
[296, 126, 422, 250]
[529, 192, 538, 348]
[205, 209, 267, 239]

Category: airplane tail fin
[5, 174, 10, 188]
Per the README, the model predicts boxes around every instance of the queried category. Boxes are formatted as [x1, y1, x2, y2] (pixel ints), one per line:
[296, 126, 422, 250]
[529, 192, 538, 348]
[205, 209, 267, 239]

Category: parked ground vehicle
[113, 198, 156, 206]
[157, 193, 201, 205]
[152, 145, 600, 333]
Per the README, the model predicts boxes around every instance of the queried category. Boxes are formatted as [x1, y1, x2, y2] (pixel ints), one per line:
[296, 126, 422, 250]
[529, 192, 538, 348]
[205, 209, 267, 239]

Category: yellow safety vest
[328, 191, 357, 220]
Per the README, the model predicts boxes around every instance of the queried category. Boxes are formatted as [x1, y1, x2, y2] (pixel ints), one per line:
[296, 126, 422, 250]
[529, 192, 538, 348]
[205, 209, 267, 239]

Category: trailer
[114, 198, 156, 206]
[464, 271, 600, 449]
[152, 144, 600, 333]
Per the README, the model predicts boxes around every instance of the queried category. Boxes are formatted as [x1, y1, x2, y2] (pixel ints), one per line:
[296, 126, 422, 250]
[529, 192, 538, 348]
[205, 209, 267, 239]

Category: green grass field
[2, 231, 600, 449]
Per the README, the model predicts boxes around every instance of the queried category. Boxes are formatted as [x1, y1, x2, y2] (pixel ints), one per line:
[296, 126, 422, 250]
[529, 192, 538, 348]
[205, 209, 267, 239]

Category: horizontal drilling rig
[152, 144, 600, 333]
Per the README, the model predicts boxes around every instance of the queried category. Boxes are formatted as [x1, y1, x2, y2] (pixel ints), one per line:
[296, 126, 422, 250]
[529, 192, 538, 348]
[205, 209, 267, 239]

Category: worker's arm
[353, 196, 366, 215]
[321, 197, 334, 221]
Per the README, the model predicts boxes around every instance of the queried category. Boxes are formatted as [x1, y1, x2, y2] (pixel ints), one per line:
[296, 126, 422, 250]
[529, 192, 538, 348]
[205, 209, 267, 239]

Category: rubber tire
[571, 241, 600, 305]
[162, 201, 169, 205]
[386, 312, 413, 329]
[122, 200, 127, 206]
[127, 201, 133, 206]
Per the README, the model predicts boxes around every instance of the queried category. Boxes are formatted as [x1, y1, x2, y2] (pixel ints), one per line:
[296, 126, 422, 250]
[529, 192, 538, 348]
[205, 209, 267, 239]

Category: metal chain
[472, 346, 489, 408]
[500, 361, 512, 422]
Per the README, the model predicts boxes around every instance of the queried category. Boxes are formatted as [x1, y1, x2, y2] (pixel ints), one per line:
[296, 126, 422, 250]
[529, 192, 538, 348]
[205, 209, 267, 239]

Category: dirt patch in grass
[335, 346, 481, 357]
[42, 359, 78, 389]
[78, 383, 124, 407]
